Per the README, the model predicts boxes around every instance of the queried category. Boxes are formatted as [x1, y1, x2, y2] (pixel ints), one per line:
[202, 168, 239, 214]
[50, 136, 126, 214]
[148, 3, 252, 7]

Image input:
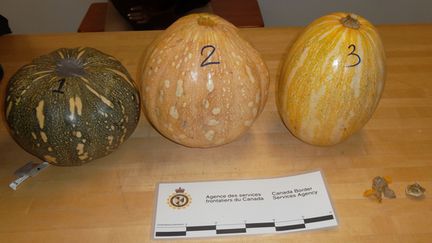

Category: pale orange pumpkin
[277, 13, 386, 146]
[140, 13, 269, 147]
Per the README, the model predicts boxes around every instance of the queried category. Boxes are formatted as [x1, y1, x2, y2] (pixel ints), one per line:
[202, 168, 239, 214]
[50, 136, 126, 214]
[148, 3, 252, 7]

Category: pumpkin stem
[197, 15, 216, 27]
[340, 14, 360, 29]
[56, 58, 86, 77]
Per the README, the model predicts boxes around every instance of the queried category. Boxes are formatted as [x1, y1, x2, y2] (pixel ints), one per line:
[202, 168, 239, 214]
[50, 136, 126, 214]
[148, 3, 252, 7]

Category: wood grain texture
[78, 2, 108, 32]
[0, 25, 432, 242]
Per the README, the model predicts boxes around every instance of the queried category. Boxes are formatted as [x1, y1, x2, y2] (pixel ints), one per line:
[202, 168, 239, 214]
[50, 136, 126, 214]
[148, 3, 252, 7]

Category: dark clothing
[1, 15, 11, 81]
[0, 15, 12, 35]
[0, 64, 3, 81]
[110, 0, 210, 30]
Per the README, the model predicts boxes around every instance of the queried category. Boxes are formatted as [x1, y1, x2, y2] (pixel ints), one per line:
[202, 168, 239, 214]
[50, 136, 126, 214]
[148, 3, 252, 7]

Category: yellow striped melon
[140, 13, 269, 147]
[277, 13, 386, 145]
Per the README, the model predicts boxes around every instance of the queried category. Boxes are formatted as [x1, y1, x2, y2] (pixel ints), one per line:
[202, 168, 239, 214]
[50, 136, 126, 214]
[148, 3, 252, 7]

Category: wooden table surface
[0, 24, 431, 242]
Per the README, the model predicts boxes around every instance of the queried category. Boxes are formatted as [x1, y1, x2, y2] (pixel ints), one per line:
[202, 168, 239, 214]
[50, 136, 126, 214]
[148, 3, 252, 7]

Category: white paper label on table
[153, 171, 337, 239]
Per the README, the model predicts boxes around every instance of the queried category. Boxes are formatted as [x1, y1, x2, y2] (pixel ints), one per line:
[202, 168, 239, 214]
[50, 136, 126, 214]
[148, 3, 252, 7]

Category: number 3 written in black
[345, 44, 361, 68]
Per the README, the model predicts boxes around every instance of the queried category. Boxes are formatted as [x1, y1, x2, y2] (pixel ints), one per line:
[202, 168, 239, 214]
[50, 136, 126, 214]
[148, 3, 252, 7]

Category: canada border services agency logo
[167, 187, 192, 209]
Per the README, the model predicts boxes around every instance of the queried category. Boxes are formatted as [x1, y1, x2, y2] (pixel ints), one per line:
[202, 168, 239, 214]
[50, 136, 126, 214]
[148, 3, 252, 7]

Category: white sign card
[153, 171, 337, 239]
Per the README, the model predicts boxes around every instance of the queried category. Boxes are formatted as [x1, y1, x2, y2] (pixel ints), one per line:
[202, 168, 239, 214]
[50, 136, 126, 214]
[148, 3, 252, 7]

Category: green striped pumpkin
[5, 47, 140, 166]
